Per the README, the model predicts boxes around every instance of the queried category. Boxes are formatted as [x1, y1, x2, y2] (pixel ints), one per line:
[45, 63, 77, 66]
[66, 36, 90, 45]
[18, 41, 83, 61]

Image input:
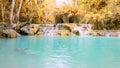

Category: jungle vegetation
[0, 0, 120, 30]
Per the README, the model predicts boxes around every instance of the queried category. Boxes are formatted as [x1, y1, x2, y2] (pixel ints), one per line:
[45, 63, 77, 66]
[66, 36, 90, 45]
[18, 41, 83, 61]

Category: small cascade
[39, 24, 63, 36]
[105, 32, 110, 37]
[73, 24, 92, 36]
[39, 24, 93, 36]
[118, 31, 120, 37]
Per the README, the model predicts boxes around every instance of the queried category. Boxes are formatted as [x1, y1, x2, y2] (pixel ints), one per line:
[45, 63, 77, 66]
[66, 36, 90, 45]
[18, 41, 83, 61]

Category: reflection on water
[0, 36, 120, 68]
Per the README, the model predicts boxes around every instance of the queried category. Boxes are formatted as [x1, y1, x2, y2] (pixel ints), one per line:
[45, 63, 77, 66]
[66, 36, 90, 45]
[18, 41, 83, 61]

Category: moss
[63, 26, 72, 32]
[75, 31, 79, 36]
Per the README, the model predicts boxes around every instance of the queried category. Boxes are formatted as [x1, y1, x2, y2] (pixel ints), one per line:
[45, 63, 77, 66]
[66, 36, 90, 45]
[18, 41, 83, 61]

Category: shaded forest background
[0, 0, 120, 30]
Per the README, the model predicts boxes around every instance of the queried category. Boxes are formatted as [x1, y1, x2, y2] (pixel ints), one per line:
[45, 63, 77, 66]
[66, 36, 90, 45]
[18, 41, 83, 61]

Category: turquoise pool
[0, 36, 120, 68]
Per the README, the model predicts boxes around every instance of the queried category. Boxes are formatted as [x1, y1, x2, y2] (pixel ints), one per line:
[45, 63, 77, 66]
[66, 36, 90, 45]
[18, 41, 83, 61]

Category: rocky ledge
[0, 23, 120, 38]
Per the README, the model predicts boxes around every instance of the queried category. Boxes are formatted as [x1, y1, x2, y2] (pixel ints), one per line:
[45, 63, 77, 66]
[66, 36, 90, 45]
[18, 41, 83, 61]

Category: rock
[0, 24, 20, 38]
[110, 32, 119, 37]
[84, 30, 92, 36]
[21, 26, 34, 35]
[97, 31, 105, 36]
[74, 30, 80, 36]
[57, 30, 70, 36]
[0, 33, 4, 38]
[63, 25, 72, 32]
[92, 31, 98, 36]
[30, 24, 40, 33]
[20, 24, 40, 35]
[37, 32, 43, 35]
[63, 23, 76, 32]
[2, 29, 20, 38]
[12, 24, 21, 31]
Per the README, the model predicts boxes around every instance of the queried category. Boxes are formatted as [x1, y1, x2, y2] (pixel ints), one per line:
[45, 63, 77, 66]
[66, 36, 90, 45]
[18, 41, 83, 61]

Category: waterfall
[39, 24, 93, 36]
[40, 24, 63, 36]
[73, 24, 92, 36]
[118, 31, 120, 37]
[105, 32, 110, 37]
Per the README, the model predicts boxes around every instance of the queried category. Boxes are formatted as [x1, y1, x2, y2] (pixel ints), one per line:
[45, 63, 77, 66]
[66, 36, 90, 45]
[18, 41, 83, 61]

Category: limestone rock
[21, 26, 34, 35]
[37, 32, 43, 35]
[57, 30, 70, 36]
[20, 24, 40, 35]
[30, 24, 40, 33]
[2, 29, 20, 38]
[110, 32, 119, 37]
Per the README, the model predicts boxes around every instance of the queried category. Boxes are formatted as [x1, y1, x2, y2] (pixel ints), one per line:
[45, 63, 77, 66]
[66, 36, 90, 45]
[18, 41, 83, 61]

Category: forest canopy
[0, 0, 120, 29]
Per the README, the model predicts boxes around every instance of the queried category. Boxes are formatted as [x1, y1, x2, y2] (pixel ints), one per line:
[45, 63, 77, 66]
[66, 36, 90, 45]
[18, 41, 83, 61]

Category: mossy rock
[37, 32, 43, 36]
[57, 30, 70, 36]
[75, 31, 80, 36]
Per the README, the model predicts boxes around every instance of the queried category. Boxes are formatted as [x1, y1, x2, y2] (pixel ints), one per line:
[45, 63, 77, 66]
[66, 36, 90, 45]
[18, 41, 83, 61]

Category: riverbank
[0, 23, 120, 39]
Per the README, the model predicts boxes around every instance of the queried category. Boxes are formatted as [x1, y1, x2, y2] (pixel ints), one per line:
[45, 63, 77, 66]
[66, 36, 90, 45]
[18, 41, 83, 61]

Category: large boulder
[2, 29, 20, 38]
[20, 24, 40, 35]
[21, 26, 34, 35]
[0, 24, 20, 38]
[30, 24, 40, 34]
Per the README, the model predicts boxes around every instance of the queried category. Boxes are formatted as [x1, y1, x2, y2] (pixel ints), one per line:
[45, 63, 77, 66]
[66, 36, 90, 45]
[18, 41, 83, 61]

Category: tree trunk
[28, 9, 37, 24]
[10, 0, 15, 24]
[73, 0, 78, 7]
[1, 3, 6, 24]
[17, 0, 23, 24]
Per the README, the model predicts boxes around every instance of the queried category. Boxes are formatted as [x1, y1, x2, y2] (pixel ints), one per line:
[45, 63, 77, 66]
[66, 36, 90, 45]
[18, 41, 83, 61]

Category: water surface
[0, 36, 120, 68]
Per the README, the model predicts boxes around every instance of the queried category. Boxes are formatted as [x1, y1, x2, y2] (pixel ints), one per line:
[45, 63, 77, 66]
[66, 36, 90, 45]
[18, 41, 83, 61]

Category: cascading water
[39, 24, 92, 36]
[118, 31, 120, 37]
[39, 24, 63, 36]
[73, 24, 92, 36]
